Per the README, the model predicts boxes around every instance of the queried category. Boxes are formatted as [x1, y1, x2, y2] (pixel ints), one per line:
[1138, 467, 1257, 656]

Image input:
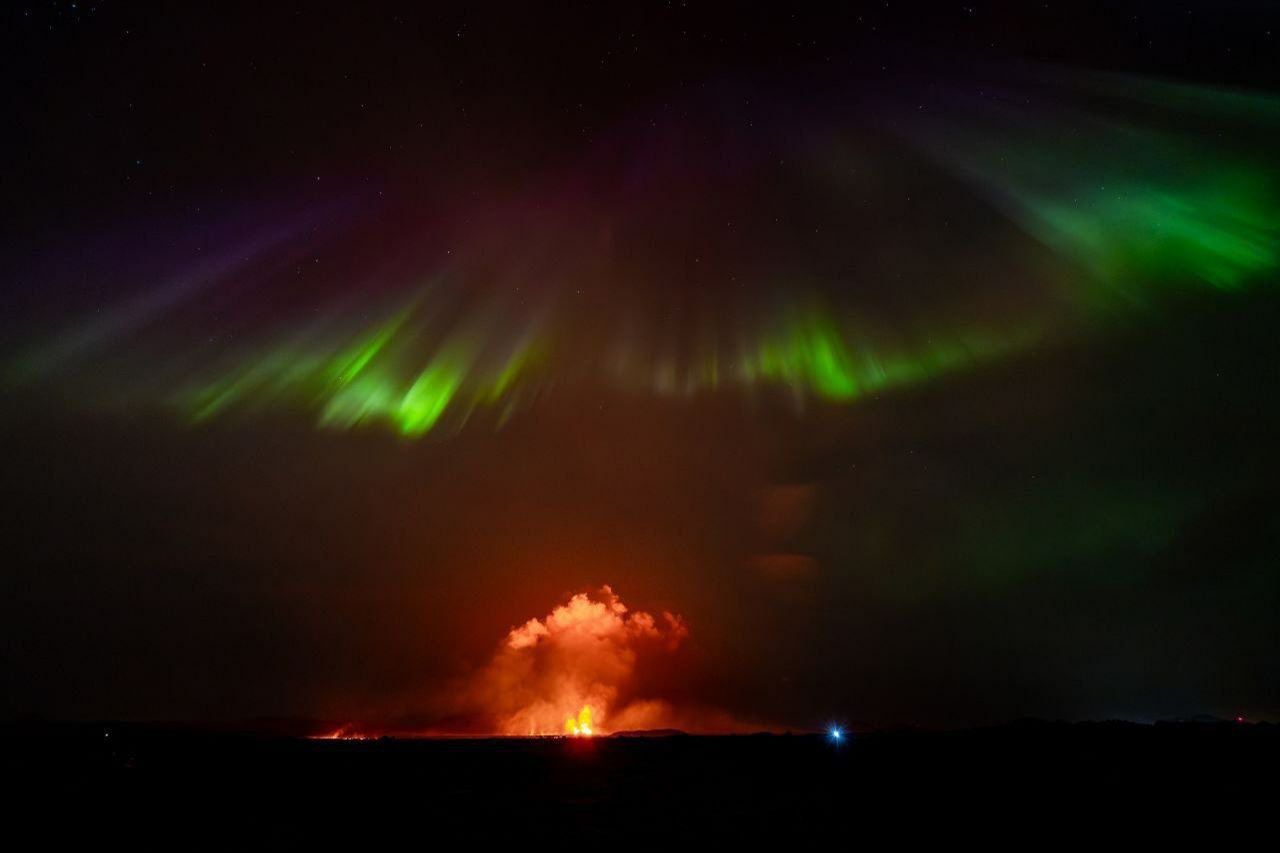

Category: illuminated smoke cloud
[472, 586, 689, 736]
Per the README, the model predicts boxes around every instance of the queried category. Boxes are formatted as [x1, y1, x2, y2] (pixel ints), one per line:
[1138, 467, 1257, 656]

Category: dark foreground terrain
[4, 721, 1275, 842]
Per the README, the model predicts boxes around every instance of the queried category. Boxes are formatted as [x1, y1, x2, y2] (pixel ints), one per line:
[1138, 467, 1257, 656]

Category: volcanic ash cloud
[474, 586, 689, 736]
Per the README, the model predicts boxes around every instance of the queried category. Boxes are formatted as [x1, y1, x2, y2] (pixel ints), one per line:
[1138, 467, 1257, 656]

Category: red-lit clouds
[471, 585, 689, 735]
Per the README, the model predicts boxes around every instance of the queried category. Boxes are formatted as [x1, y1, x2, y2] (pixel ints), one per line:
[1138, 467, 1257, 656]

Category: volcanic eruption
[471, 586, 689, 737]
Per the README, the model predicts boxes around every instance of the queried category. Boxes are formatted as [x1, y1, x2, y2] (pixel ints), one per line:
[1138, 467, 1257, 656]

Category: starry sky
[2, 1, 1278, 729]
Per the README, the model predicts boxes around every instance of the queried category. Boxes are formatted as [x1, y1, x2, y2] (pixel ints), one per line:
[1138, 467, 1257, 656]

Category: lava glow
[470, 586, 689, 737]
[311, 724, 371, 741]
[564, 705, 595, 737]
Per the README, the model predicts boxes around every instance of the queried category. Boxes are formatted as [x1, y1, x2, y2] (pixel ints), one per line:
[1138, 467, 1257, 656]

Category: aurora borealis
[3, 2, 1278, 734]
[9, 64, 1280, 438]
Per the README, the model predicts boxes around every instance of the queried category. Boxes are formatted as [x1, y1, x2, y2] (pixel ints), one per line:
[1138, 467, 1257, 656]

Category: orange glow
[563, 705, 595, 737]
[469, 586, 689, 736]
[311, 724, 371, 741]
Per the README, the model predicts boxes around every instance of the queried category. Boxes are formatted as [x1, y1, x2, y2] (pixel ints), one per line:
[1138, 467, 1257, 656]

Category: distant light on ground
[829, 726, 843, 742]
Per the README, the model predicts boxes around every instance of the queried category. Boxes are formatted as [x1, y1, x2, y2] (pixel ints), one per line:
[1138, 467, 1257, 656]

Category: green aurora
[8, 72, 1280, 438]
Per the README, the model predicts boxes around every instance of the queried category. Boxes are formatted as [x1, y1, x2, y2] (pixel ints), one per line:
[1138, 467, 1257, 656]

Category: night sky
[3, 1, 1279, 732]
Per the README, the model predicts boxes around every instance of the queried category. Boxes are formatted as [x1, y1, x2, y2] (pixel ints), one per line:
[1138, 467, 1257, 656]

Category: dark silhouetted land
[4, 719, 1276, 841]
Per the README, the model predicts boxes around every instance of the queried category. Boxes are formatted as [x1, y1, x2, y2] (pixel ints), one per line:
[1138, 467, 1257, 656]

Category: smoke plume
[472, 586, 689, 735]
